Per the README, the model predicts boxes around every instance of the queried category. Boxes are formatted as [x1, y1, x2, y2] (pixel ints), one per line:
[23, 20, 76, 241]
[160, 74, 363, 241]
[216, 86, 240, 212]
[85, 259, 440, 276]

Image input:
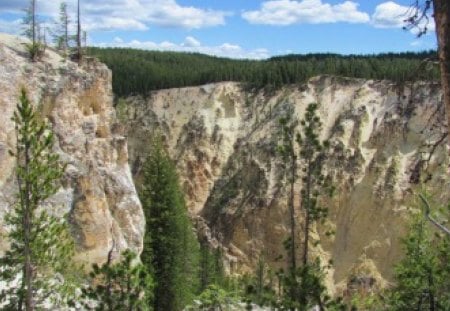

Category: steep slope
[0, 34, 144, 265]
[119, 77, 448, 293]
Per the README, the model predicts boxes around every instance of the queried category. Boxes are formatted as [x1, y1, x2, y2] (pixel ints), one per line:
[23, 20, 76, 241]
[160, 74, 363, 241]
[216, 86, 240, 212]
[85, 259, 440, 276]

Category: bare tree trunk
[77, 0, 82, 63]
[432, 1, 450, 146]
[31, 0, 35, 46]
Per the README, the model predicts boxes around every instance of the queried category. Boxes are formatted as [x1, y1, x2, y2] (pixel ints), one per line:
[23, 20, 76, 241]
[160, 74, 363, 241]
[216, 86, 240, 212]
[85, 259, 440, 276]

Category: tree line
[87, 47, 440, 97]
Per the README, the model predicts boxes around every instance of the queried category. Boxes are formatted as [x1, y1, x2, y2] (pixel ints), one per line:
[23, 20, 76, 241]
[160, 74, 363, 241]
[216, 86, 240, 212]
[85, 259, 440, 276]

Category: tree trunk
[288, 151, 297, 311]
[24, 141, 34, 311]
[77, 0, 82, 63]
[289, 152, 297, 272]
[302, 159, 312, 267]
[432, 0, 450, 146]
[31, 0, 35, 46]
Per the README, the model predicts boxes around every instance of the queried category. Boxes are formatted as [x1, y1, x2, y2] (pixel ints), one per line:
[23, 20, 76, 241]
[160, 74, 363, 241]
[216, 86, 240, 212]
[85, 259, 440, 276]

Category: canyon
[0, 33, 448, 294]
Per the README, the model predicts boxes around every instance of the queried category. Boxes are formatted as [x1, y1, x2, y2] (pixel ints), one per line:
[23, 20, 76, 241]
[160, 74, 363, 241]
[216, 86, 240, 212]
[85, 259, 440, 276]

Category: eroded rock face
[0, 34, 144, 265]
[120, 77, 449, 293]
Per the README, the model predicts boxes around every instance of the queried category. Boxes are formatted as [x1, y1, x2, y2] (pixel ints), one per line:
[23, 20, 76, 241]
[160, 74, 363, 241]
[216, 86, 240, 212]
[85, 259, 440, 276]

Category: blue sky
[0, 0, 437, 59]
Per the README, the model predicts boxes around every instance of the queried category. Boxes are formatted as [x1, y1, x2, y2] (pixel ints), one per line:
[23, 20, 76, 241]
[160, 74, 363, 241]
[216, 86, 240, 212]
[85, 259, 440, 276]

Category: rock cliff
[119, 77, 449, 293]
[0, 34, 144, 265]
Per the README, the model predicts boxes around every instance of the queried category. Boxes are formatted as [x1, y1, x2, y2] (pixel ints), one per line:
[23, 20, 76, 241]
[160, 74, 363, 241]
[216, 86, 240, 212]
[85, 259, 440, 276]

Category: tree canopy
[88, 48, 440, 97]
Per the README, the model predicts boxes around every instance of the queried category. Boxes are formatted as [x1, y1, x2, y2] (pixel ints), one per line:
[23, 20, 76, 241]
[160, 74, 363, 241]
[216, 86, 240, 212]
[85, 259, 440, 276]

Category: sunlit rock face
[0, 33, 144, 265]
[120, 76, 448, 293]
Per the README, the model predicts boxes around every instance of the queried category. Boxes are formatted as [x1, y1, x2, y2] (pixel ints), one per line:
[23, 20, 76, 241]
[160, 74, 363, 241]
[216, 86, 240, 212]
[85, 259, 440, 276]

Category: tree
[406, 1, 450, 145]
[78, 250, 153, 311]
[22, 0, 42, 61]
[53, 2, 70, 55]
[278, 103, 338, 311]
[241, 257, 278, 308]
[75, 0, 82, 63]
[278, 105, 300, 307]
[199, 240, 224, 292]
[0, 88, 76, 310]
[192, 284, 238, 311]
[388, 204, 450, 310]
[140, 136, 200, 311]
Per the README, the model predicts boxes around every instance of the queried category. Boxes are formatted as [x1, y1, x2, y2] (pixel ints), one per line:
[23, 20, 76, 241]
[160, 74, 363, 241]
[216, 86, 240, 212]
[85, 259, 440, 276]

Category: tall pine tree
[278, 103, 340, 311]
[140, 136, 199, 311]
[0, 88, 76, 310]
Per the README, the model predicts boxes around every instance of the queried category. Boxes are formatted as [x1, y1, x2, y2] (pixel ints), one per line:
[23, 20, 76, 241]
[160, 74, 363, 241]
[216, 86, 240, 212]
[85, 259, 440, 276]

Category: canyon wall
[0, 34, 144, 265]
[119, 77, 448, 293]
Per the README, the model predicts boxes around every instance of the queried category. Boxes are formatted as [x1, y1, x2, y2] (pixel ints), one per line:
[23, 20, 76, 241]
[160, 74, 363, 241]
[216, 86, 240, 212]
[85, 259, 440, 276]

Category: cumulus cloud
[371, 1, 408, 28]
[242, 0, 369, 25]
[0, 0, 227, 31]
[98, 36, 270, 59]
[371, 1, 435, 33]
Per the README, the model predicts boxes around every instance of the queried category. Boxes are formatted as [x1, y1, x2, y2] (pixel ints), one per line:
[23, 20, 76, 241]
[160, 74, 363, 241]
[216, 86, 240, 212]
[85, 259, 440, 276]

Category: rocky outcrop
[0, 34, 144, 265]
[120, 76, 448, 293]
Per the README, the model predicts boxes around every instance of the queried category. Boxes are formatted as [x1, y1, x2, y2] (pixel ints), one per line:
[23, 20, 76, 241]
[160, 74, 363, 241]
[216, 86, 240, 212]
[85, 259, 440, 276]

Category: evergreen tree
[0, 88, 76, 310]
[278, 103, 341, 311]
[22, 0, 44, 61]
[74, 0, 82, 63]
[388, 201, 450, 310]
[241, 257, 278, 308]
[140, 136, 200, 311]
[79, 250, 153, 311]
[278, 105, 300, 308]
[53, 2, 70, 55]
[199, 239, 225, 292]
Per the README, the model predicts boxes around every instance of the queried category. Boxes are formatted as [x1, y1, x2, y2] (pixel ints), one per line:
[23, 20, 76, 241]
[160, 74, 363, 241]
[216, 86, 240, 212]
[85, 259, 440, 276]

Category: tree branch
[418, 194, 450, 236]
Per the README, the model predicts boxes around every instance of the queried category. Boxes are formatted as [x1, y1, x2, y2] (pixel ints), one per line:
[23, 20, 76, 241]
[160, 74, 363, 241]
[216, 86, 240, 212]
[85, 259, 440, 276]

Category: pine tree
[140, 136, 200, 311]
[53, 2, 70, 55]
[74, 0, 82, 63]
[0, 88, 77, 310]
[78, 250, 153, 311]
[388, 200, 450, 310]
[22, 0, 43, 61]
[198, 239, 225, 292]
[278, 103, 340, 311]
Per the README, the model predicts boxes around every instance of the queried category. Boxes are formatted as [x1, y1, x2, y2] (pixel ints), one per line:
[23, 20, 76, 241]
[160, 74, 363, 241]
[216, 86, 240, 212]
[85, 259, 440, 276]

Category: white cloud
[371, 1, 408, 28]
[99, 36, 270, 59]
[0, 0, 227, 31]
[371, 1, 435, 33]
[242, 0, 369, 25]
[183, 36, 201, 47]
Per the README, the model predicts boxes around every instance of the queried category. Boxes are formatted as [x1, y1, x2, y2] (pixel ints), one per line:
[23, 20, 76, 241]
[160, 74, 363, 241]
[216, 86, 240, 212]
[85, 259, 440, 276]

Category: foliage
[187, 284, 240, 311]
[140, 136, 200, 310]
[387, 202, 450, 310]
[280, 261, 345, 311]
[78, 250, 153, 311]
[0, 88, 77, 310]
[199, 241, 225, 292]
[276, 103, 339, 310]
[22, 0, 45, 61]
[240, 258, 278, 308]
[88, 47, 440, 97]
[52, 2, 70, 54]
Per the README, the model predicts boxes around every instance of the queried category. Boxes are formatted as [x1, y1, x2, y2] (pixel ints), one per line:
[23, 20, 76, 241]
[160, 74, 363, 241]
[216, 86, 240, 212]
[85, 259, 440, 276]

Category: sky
[0, 0, 438, 59]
